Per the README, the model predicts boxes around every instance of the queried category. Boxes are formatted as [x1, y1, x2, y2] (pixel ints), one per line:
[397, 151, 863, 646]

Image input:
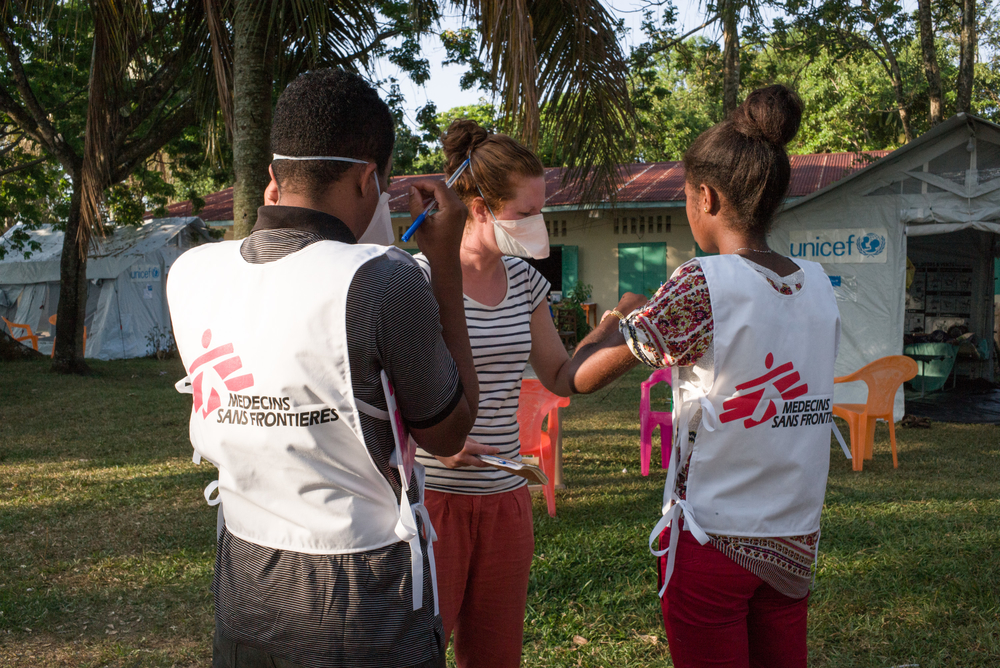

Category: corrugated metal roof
[164, 187, 235, 222]
[166, 151, 888, 221]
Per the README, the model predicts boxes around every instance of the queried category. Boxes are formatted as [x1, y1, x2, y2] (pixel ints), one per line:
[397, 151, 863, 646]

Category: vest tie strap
[648, 498, 709, 598]
[832, 421, 852, 459]
[414, 502, 440, 616]
[355, 398, 390, 421]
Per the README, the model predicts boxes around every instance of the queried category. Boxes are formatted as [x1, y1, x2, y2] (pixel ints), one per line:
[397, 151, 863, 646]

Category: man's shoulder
[168, 241, 239, 283]
[350, 251, 432, 304]
[174, 240, 238, 264]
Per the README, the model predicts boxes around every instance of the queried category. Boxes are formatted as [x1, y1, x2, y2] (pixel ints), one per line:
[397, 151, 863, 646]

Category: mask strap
[272, 154, 381, 196]
[272, 154, 369, 164]
[466, 153, 499, 223]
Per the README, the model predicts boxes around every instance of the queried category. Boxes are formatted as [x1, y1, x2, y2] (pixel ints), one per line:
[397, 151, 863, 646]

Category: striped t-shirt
[413, 254, 550, 495]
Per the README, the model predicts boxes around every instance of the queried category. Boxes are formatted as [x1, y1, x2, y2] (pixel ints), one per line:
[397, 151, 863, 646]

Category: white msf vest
[167, 239, 437, 612]
[649, 255, 846, 595]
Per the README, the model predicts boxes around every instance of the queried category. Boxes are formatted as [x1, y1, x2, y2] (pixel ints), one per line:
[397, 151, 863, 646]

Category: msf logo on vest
[719, 353, 808, 429]
[188, 329, 255, 420]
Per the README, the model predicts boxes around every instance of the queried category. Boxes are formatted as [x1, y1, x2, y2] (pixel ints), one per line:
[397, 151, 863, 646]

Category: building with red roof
[166, 151, 887, 314]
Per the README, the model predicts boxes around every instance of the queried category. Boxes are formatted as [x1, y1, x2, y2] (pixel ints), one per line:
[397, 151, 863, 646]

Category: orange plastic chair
[47, 314, 86, 357]
[517, 378, 571, 517]
[2, 315, 39, 350]
[832, 356, 917, 471]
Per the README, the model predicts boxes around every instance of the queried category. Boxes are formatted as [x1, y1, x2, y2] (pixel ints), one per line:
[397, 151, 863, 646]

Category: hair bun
[442, 119, 490, 175]
[730, 84, 803, 146]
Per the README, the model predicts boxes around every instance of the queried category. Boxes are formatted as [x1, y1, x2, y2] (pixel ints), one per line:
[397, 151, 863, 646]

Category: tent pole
[115, 282, 126, 359]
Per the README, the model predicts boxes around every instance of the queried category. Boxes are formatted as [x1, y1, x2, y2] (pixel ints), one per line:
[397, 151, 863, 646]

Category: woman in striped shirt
[413, 119, 617, 668]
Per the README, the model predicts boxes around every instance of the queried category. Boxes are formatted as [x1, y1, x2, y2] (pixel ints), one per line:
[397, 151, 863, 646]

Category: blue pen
[400, 157, 471, 242]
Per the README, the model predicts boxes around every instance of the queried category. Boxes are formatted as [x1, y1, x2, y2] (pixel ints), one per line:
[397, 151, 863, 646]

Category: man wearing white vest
[167, 70, 478, 668]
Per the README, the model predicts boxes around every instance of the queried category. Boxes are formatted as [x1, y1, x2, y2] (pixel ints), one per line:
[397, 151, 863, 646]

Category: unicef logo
[857, 233, 886, 257]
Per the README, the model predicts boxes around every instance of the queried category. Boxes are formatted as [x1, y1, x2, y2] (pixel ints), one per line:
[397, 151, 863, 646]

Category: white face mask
[272, 153, 395, 246]
[357, 178, 394, 246]
[492, 214, 550, 259]
[466, 157, 548, 259]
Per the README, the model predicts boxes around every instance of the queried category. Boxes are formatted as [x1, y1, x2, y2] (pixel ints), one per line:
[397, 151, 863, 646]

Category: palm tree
[205, 0, 406, 238]
[207, 0, 636, 237]
[0, 0, 215, 372]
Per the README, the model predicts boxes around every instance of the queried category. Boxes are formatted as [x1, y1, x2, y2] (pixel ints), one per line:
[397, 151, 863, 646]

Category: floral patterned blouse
[621, 256, 816, 599]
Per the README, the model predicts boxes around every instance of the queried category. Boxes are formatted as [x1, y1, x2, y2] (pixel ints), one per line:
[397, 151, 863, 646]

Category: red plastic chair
[2, 315, 39, 350]
[640, 368, 673, 476]
[518, 378, 570, 518]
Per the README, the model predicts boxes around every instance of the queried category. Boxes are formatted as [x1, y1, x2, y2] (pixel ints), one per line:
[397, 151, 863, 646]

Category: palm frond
[274, 0, 384, 88]
[78, 0, 149, 254]
[456, 0, 540, 147]
[529, 0, 635, 203]
[204, 0, 234, 138]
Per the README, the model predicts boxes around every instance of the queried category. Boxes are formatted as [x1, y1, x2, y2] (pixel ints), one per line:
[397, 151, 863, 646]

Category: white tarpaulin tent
[770, 114, 1000, 420]
[0, 217, 215, 360]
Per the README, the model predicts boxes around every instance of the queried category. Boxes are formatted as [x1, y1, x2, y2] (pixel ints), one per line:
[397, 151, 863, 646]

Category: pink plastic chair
[518, 378, 571, 518]
[640, 368, 673, 476]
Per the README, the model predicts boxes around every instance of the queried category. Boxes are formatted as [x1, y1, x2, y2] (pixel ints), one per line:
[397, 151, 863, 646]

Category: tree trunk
[872, 25, 914, 143]
[51, 186, 90, 374]
[232, 0, 277, 239]
[722, 9, 740, 116]
[956, 0, 976, 113]
[917, 0, 943, 124]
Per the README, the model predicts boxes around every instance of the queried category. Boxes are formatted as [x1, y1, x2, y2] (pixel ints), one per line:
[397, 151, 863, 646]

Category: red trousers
[425, 486, 534, 668]
[659, 528, 810, 668]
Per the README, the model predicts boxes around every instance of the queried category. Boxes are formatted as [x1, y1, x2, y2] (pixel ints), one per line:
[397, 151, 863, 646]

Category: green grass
[1, 360, 999, 667]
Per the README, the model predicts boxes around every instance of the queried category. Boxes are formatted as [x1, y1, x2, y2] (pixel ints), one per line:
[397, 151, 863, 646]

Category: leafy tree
[630, 37, 724, 161]
[393, 101, 498, 175]
[747, 34, 945, 150]
[0, 0, 216, 373]
[630, 29, 957, 158]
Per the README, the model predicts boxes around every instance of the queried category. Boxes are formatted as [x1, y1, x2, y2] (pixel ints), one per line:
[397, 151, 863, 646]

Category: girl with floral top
[571, 85, 841, 668]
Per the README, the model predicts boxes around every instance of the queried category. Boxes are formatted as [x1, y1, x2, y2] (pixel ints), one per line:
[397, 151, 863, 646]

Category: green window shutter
[561, 245, 579, 291]
[618, 244, 644, 298]
[643, 243, 667, 295]
[620, 243, 667, 298]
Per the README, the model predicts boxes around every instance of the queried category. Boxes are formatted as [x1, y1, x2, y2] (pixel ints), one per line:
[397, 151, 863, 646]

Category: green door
[561, 245, 578, 291]
[618, 242, 667, 298]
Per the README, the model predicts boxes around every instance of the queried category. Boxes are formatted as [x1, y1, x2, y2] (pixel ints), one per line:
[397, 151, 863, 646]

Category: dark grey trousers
[213, 628, 447, 668]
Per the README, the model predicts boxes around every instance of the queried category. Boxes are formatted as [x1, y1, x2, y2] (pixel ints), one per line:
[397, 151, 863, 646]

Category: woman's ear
[468, 196, 491, 225]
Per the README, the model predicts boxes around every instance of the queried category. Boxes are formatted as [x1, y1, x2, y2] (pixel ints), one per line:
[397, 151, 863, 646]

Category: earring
[703, 207, 709, 213]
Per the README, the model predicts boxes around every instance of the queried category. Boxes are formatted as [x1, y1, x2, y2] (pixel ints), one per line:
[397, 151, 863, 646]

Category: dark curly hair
[683, 84, 804, 235]
[270, 69, 394, 196]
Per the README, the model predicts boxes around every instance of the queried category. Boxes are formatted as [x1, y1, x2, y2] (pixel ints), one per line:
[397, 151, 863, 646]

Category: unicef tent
[770, 114, 1000, 419]
[0, 217, 216, 360]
